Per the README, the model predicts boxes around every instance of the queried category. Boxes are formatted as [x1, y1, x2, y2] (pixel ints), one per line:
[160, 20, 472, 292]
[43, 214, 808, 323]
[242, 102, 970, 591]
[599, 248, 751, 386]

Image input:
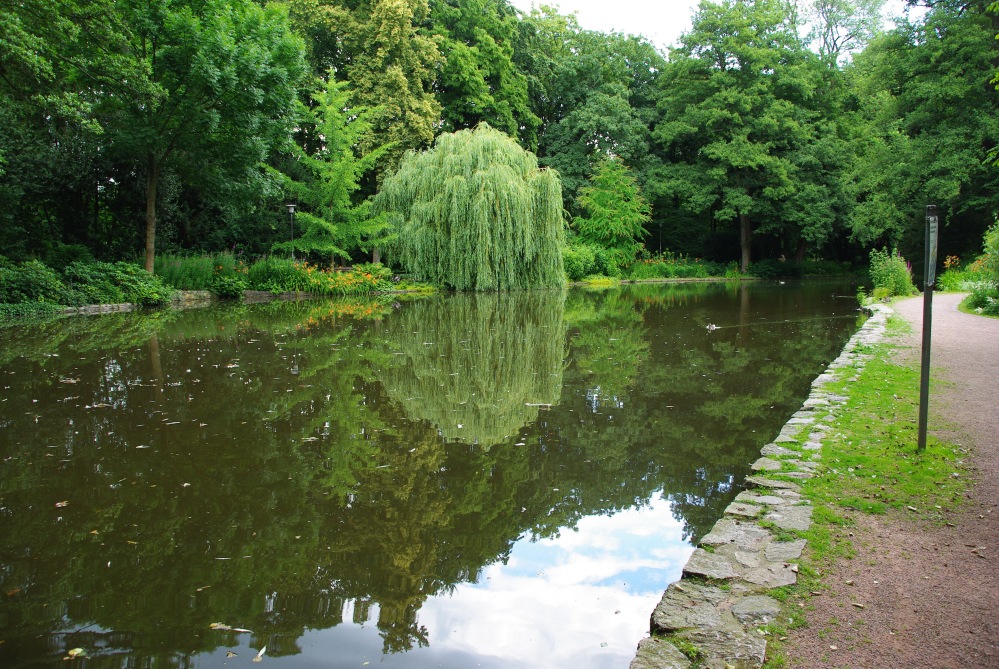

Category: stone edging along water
[630, 303, 891, 669]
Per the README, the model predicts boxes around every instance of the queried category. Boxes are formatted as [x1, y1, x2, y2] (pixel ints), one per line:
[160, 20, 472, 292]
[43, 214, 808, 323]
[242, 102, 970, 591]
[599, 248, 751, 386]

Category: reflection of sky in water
[211, 495, 692, 668]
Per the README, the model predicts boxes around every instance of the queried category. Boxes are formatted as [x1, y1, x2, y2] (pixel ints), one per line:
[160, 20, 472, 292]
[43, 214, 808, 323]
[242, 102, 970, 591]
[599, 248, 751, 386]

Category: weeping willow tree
[379, 291, 566, 446]
[375, 123, 566, 290]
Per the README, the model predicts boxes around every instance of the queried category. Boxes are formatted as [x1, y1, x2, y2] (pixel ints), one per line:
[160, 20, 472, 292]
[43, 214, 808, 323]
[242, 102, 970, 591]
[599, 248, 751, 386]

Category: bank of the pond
[632, 294, 999, 669]
[630, 304, 893, 669]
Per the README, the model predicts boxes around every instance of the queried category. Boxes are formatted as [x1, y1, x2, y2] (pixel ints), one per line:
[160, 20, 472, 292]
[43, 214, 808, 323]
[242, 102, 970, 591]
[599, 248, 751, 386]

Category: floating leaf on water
[54, 501, 69, 508]
[210, 623, 232, 631]
[253, 646, 266, 662]
[66, 648, 86, 658]
[226, 651, 237, 658]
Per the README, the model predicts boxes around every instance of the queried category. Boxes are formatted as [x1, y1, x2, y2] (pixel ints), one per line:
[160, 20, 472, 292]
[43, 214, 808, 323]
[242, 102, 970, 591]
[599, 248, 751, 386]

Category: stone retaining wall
[631, 304, 890, 669]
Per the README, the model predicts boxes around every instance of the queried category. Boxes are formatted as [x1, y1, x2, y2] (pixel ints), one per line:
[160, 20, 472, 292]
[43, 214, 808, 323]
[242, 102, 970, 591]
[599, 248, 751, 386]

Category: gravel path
[782, 293, 999, 669]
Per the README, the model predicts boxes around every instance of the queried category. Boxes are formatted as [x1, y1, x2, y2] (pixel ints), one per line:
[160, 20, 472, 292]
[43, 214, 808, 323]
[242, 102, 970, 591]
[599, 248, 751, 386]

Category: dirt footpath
[782, 293, 999, 669]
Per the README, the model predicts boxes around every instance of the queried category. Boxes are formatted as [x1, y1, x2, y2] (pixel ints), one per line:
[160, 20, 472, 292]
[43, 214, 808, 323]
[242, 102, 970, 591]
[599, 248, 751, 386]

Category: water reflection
[0, 282, 862, 668]
[379, 291, 566, 446]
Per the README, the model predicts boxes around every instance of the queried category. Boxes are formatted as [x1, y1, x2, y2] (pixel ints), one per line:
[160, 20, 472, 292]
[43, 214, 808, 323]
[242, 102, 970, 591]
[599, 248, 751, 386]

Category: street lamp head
[286, 203, 296, 214]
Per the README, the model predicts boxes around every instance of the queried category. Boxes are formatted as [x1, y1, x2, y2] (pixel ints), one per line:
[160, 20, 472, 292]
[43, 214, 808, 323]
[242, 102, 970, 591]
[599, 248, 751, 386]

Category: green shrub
[155, 254, 217, 290]
[44, 243, 94, 268]
[246, 256, 306, 292]
[352, 262, 393, 281]
[982, 220, 999, 285]
[593, 248, 621, 277]
[155, 252, 247, 291]
[62, 261, 126, 305]
[0, 259, 65, 303]
[799, 259, 853, 276]
[105, 262, 173, 305]
[966, 286, 999, 315]
[0, 301, 64, 324]
[563, 245, 598, 281]
[210, 274, 248, 299]
[627, 253, 722, 280]
[747, 259, 805, 279]
[868, 248, 917, 297]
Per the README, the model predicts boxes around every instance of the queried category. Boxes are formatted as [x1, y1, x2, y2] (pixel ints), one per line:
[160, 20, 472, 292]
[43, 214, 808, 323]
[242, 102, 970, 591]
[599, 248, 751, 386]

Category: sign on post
[925, 207, 939, 287]
[917, 205, 938, 453]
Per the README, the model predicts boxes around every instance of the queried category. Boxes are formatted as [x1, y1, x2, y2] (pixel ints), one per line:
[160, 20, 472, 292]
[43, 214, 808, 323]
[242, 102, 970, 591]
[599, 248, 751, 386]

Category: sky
[506, 0, 919, 52]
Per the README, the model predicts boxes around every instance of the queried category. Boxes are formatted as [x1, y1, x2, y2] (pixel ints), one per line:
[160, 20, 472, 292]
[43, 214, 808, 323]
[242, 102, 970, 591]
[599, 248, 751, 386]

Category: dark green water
[0, 281, 863, 668]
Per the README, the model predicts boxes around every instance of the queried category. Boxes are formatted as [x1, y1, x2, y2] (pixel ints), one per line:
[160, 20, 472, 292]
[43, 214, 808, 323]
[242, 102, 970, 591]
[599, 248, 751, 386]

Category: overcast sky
[506, 0, 918, 52]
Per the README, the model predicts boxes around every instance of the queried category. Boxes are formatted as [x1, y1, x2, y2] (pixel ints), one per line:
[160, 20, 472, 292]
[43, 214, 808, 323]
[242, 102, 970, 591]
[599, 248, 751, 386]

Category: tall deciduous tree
[429, 0, 539, 146]
[807, 0, 885, 66]
[514, 9, 664, 213]
[655, 0, 826, 271]
[375, 124, 566, 290]
[94, 0, 306, 272]
[289, 0, 442, 178]
[846, 2, 999, 259]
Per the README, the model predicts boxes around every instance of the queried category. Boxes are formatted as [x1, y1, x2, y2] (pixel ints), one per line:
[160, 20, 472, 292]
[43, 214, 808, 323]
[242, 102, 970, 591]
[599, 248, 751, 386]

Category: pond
[0, 281, 863, 668]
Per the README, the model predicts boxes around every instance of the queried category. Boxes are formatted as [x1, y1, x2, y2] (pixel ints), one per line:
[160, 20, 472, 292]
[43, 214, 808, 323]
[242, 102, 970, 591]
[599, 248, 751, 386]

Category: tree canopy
[2, 0, 998, 278]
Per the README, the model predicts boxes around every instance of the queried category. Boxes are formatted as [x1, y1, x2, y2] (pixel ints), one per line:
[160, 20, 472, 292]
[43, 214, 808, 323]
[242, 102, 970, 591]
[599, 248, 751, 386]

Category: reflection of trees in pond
[564, 289, 649, 403]
[0, 284, 863, 665]
[379, 291, 566, 446]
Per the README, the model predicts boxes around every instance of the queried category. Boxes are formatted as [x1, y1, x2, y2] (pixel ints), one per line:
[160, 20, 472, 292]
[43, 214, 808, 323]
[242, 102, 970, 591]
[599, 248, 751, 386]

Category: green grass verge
[761, 313, 971, 669]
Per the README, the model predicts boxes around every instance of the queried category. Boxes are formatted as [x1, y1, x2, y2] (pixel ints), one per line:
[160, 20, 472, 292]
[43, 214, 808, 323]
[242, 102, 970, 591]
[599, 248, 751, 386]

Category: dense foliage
[375, 124, 565, 290]
[1, 0, 998, 285]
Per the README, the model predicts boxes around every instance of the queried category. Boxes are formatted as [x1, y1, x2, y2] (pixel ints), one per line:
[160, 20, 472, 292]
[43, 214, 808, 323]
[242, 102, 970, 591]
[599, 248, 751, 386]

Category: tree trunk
[795, 237, 807, 262]
[372, 247, 381, 264]
[144, 153, 159, 273]
[739, 212, 752, 273]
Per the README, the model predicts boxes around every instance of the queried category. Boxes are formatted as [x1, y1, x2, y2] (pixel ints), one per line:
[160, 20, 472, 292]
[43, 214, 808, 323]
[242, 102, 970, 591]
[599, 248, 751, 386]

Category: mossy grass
[648, 634, 704, 665]
[761, 313, 972, 668]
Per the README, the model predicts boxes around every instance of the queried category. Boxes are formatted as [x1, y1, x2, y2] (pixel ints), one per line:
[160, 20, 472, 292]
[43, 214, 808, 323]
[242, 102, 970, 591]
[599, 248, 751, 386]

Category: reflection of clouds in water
[261, 497, 693, 668]
[415, 496, 694, 667]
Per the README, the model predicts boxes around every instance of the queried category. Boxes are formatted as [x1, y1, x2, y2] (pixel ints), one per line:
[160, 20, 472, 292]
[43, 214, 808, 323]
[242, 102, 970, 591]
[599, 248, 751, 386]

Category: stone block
[677, 628, 767, 669]
[744, 476, 801, 492]
[761, 444, 798, 457]
[743, 562, 798, 588]
[700, 518, 772, 550]
[630, 637, 692, 669]
[651, 581, 727, 633]
[765, 505, 813, 532]
[684, 549, 739, 580]
[731, 595, 782, 626]
[725, 501, 763, 518]
[765, 539, 807, 562]
[750, 457, 782, 472]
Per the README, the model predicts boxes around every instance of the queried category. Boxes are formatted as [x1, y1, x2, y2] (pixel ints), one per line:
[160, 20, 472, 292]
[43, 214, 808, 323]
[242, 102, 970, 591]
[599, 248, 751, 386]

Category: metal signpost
[917, 205, 939, 453]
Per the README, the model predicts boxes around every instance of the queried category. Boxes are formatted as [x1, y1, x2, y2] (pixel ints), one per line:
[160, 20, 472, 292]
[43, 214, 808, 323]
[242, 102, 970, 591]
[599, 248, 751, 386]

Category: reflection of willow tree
[379, 291, 566, 446]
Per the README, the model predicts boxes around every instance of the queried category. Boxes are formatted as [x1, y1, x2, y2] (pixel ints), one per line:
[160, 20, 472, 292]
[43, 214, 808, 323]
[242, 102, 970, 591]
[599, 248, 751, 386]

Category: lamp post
[286, 203, 296, 261]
